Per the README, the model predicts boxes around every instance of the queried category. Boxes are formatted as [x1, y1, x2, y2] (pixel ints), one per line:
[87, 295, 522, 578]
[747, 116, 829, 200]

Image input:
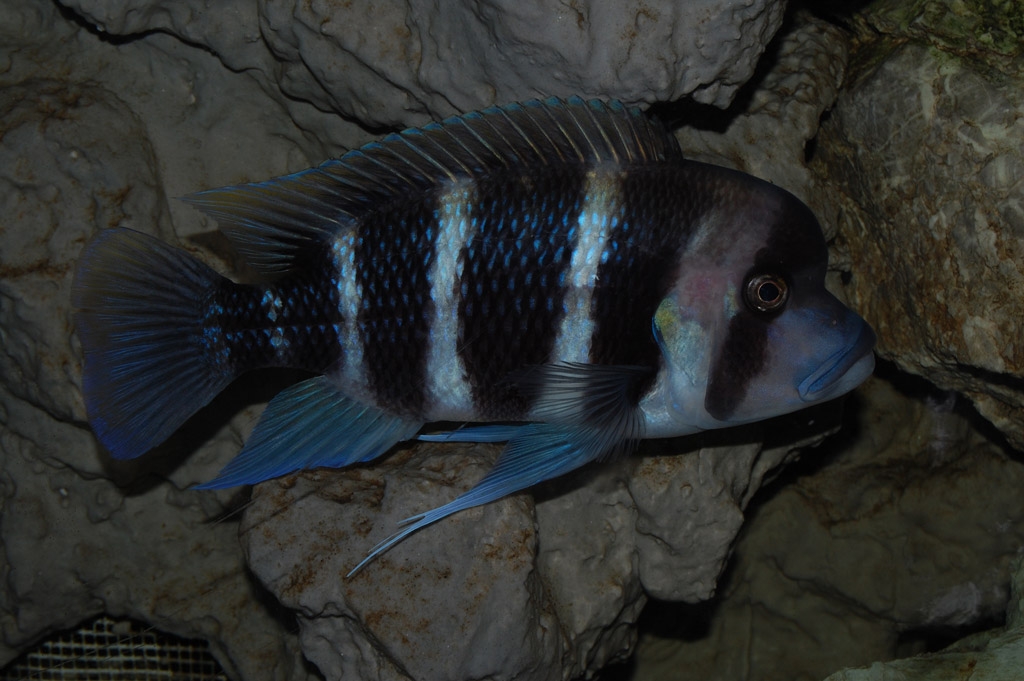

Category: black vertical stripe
[356, 196, 438, 415]
[457, 168, 586, 418]
[704, 315, 768, 419]
[206, 255, 344, 376]
[702, 171, 826, 419]
[269, 264, 344, 371]
[588, 166, 696, 387]
[204, 282, 264, 374]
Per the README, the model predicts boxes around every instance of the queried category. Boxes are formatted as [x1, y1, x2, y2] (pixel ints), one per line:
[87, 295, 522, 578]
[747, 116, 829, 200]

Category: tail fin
[72, 228, 235, 460]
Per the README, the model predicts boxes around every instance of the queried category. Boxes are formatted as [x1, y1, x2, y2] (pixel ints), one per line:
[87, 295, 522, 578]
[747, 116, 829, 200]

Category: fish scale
[456, 170, 584, 418]
[71, 96, 876, 574]
[356, 197, 438, 416]
[207, 273, 343, 374]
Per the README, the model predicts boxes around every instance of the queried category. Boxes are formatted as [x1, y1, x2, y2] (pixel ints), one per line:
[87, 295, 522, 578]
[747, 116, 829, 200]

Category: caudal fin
[72, 228, 235, 460]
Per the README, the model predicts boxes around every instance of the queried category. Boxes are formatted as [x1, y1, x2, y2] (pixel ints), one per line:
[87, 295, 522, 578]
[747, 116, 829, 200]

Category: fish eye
[744, 273, 789, 313]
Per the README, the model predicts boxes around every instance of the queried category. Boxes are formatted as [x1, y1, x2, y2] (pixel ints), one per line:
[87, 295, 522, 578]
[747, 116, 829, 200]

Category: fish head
[651, 168, 875, 433]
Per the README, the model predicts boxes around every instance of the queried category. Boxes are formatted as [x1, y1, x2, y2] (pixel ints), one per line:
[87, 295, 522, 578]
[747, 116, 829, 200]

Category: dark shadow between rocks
[895, 615, 1006, 658]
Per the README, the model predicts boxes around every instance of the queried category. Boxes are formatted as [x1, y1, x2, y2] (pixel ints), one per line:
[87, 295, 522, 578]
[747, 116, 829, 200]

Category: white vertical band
[424, 181, 477, 418]
[330, 230, 368, 396]
[551, 167, 620, 363]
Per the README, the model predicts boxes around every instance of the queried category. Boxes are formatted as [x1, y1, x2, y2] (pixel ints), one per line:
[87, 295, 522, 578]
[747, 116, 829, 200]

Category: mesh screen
[1, 616, 228, 681]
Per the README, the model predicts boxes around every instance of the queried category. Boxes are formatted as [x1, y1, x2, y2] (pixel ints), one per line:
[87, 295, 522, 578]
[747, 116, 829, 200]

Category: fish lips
[797, 322, 877, 402]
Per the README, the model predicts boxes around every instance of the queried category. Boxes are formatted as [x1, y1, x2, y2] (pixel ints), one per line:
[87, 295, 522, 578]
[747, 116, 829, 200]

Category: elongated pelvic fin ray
[348, 423, 630, 576]
[196, 376, 422, 489]
[348, 363, 650, 575]
[182, 97, 681, 274]
[417, 424, 527, 443]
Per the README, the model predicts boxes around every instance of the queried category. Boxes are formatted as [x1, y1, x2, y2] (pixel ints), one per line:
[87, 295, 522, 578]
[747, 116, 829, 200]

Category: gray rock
[818, 36, 1024, 450]
[62, 0, 789, 127]
[628, 8, 1024, 675]
[674, 16, 850, 214]
[241, 444, 559, 681]
[241, 423, 838, 680]
[633, 377, 1024, 681]
[824, 558, 1024, 681]
[0, 1, 354, 677]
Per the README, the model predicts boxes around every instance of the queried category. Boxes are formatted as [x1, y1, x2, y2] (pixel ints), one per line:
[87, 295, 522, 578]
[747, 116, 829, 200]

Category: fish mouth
[798, 324, 877, 401]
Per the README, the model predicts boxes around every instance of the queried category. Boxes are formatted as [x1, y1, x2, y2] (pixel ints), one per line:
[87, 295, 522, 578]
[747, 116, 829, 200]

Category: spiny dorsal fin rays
[493, 105, 545, 165]
[416, 122, 484, 176]
[574, 101, 615, 164]
[182, 97, 680, 275]
[538, 101, 586, 163]
[394, 130, 460, 184]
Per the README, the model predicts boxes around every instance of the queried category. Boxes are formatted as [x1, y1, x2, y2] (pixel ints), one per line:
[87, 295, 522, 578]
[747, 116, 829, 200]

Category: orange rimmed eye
[745, 273, 789, 313]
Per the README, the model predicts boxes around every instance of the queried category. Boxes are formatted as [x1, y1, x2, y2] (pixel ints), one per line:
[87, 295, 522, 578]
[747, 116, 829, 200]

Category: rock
[62, 0, 790, 127]
[824, 558, 1024, 681]
[817, 4, 1024, 450]
[241, 417, 839, 680]
[241, 444, 559, 681]
[632, 377, 1024, 681]
[628, 3, 1024, 679]
[672, 16, 850, 214]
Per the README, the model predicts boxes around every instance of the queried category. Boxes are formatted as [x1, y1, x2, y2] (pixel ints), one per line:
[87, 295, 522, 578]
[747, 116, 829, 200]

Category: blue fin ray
[416, 424, 526, 443]
[196, 376, 422, 489]
[182, 98, 681, 275]
[348, 421, 638, 576]
[348, 363, 650, 575]
[72, 228, 233, 460]
[513, 362, 654, 429]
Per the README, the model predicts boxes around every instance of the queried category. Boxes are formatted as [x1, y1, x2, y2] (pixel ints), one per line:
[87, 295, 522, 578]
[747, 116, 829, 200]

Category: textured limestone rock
[625, 3, 1024, 679]
[241, 444, 557, 681]
[817, 4, 1024, 450]
[241, 417, 839, 681]
[673, 16, 850, 214]
[825, 557, 1024, 681]
[62, 0, 789, 127]
[633, 377, 1024, 681]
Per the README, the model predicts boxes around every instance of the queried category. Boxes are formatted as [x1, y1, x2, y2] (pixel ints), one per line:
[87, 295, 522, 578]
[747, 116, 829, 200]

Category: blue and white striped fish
[72, 97, 875, 572]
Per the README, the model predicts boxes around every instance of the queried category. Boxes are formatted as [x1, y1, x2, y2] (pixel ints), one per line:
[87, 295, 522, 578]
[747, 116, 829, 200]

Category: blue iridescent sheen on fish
[71, 97, 876, 573]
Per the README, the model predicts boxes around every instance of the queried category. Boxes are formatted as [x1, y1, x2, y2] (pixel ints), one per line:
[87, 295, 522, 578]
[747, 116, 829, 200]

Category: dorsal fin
[182, 97, 682, 274]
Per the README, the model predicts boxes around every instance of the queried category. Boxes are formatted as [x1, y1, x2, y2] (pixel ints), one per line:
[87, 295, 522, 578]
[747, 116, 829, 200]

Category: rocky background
[0, 0, 1021, 680]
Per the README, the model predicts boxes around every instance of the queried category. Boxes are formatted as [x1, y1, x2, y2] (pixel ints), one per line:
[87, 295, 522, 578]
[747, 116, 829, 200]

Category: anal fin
[197, 376, 422, 489]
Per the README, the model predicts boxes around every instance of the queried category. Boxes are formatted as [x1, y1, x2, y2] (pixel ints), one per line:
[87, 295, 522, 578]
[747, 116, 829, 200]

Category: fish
[71, 97, 876, 573]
